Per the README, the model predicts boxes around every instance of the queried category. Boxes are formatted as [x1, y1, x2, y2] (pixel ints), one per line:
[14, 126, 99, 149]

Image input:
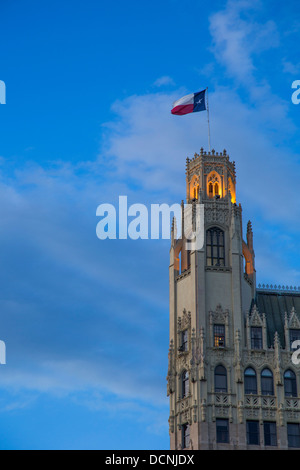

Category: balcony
[245, 394, 277, 409]
[285, 397, 300, 410]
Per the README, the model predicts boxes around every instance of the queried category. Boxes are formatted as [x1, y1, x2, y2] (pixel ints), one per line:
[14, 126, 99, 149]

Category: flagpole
[206, 87, 211, 152]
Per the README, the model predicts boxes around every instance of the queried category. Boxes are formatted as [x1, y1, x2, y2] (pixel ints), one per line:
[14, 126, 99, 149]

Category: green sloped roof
[255, 290, 300, 348]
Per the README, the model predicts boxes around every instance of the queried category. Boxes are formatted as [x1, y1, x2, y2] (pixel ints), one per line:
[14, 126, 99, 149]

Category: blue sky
[0, 0, 299, 449]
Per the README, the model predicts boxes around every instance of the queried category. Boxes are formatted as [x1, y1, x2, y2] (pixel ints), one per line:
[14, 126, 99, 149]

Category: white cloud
[153, 76, 175, 88]
[282, 59, 300, 75]
[209, 0, 279, 86]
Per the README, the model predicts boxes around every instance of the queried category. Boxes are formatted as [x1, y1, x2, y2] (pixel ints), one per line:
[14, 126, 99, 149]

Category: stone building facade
[167, 148, 300, 450]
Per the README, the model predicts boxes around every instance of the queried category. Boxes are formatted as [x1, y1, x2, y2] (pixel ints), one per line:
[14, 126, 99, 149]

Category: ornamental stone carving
[205, 208, 230, 225]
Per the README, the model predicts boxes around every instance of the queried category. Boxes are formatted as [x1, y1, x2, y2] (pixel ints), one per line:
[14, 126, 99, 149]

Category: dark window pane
[288, 423, 300, 448]
[247, 421, 260, 445]
[284, 370, 297, 397]
[215, 365, 227, 393]
[261, 369, 274, 395]
[290, 330, 300, 349]
[264, 422, 277, 446]
[245, 367, 257, 394]
[216, 419, 229, 443]
[251, 327, 262, 349]
[182, 370, 189, 398]
[180, 330, 188, 352]
[206, 227, 225, 267]
[182, 424, 190, 449]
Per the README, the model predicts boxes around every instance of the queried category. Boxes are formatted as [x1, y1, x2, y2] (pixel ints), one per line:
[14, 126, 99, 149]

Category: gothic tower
[167, 148, 300, 450]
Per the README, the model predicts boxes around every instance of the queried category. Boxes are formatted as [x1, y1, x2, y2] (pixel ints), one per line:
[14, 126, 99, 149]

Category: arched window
[181, 423, 190, 449]
[181, 370, 189, 398]
[244, 367, 257, 395]
[206, 227, 225, 267]
[215, 365, 227, 393]
[284, 370, 297, 397]
[207, 171, 222, 198]
[261, 368, 274, 395]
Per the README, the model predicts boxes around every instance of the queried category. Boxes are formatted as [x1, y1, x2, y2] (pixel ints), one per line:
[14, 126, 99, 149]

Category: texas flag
[171, 89, 206, 115]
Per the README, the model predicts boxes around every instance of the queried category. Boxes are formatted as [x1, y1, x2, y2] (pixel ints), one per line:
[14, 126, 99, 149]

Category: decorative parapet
[257, 284, 300, 294]
[206, 266, 232, 273]
[186, 148, 235, 177]
[209, 392, 234, 423]
[176, 268, 191, 282]
[285, 397, 300, 410]
[244, 394, 277, 411]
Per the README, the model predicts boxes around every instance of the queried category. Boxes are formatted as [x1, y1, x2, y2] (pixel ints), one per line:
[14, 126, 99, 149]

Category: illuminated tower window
[214, 324, 225, 348]
[189, 176, 199, 200]
[207, 171, 222, 198]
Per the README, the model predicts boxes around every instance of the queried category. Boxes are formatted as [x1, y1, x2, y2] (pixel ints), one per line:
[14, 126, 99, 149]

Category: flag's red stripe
[171, 104, 194, 115]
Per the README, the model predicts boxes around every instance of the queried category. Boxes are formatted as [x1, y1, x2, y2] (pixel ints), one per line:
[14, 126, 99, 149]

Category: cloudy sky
[0, 0, 299, 449]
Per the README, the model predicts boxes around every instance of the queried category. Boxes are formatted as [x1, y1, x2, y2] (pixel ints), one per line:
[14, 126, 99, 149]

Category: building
[167, 148, 300, 450]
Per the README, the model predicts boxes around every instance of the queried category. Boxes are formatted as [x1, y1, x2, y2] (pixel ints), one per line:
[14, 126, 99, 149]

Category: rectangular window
[216, 418, 229, 443]
[290, 329, 300, 350]
[206, 228, 225, 267]
[251, 327, 262, 349]
[214, 324, 225, 348]
[180, 330, 188, 352]
[181, 423, 190, 449]
[264, 422, 277, 447]
[284, 371, 297, 397]
[287, 423, 300, 448]
[247, 420, 260, 446]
